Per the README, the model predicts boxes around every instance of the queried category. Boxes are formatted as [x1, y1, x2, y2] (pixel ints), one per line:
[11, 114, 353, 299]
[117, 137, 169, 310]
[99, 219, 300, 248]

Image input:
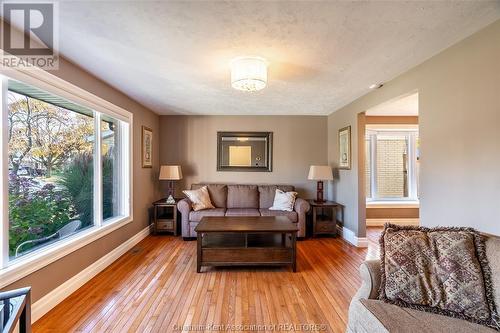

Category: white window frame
[0, 66, 133, 289]
[366, 128, 419, 203]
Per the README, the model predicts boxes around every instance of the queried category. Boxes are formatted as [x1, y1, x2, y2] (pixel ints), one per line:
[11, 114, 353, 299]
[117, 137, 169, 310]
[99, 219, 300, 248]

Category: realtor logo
[1, 2, 59, 69]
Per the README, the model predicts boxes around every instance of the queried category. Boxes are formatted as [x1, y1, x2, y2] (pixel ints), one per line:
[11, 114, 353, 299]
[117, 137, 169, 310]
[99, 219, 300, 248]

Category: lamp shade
[159, 165, 182, 180]
[308, 165, 333, 181]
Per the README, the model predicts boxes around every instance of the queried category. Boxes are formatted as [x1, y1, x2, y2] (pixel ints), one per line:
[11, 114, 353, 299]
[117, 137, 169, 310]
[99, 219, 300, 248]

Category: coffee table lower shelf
[196, 232, 297, 273]
[201, 247, 294, 267]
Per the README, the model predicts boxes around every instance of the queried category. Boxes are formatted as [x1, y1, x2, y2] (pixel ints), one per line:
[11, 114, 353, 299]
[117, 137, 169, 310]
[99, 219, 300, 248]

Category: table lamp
[159, 165, 183, 204]
[308, 165, 333, 203]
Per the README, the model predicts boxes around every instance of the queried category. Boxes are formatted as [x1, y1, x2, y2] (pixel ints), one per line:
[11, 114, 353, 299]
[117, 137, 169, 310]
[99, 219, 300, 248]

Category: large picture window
[366, 127, 419, 202]
[0, 75, 131, 269]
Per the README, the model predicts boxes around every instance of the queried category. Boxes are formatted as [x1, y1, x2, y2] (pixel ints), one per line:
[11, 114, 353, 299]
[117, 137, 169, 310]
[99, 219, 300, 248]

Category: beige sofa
[347, 234, 500, 333]
[177, 184, 310, 238]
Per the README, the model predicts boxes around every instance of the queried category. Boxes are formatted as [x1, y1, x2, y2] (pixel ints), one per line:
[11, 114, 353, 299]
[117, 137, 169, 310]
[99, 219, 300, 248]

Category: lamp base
[166, 195, 176, 204]
[165, 180, 176, 203]
[316, 181, 325, 203]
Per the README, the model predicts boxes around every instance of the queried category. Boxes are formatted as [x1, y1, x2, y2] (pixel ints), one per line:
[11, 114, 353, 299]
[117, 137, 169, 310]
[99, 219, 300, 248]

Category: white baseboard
[31, 225, 151, 323]
[366, 218, 419, 227]
[338, 226, 368, 248]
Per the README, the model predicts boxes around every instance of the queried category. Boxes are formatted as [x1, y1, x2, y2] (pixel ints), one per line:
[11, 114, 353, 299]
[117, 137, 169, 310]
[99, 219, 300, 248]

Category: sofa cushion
[183, 186, 215, 211]
[358, 299, 497, 333]
[189, 208, 226, 222]
[380, 224, 499, 329]
[191, 184, 227, 208]
[225, 208, 261, 217]
[258, 185, 295, 209]
[227, 185, 259, 208]
[269, 189, 298, 212]
[259, 209, 298, 222]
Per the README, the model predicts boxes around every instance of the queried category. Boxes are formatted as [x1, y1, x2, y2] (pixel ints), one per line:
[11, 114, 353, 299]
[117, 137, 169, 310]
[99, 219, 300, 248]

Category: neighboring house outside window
[366, 126, 419, 202]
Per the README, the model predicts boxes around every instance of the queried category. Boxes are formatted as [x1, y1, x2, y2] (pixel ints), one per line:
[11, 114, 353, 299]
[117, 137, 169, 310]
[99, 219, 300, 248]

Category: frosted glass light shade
[159, 165, 182, 180]
[231, 56, 267, 92]
[308, 165, 333, 181]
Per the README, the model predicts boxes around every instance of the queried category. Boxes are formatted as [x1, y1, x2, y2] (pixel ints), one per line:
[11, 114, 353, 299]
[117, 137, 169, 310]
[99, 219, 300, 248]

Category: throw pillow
[269, 189, 298, 212]
[379, 223, 500, 330]
[183, 186, 215, 211]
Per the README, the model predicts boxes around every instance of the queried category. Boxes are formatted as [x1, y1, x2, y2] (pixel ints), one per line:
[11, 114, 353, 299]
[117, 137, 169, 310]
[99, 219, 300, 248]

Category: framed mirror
[217, 132, 273, 172]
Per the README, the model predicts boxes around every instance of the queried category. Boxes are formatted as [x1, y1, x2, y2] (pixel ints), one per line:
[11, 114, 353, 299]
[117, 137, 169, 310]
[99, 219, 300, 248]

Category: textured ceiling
[17, 1, 500, 115]
[366, 93, 418, 116]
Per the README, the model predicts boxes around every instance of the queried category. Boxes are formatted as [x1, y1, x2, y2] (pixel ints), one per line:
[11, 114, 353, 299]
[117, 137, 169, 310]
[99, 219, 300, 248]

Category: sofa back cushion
[191, 184, 227, 208]
[485, 235, 500, 312]
[227, 185, 259, 208]
[258, 185, 295, 209]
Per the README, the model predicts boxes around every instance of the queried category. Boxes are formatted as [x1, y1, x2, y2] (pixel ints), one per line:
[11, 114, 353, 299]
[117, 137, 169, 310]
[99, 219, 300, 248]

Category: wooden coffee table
[194, 216, 299, 273]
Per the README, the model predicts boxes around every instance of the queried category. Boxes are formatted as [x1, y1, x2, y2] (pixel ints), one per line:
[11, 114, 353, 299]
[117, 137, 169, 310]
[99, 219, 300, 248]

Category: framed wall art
[338, 126, 351, 170]
[142, 126, 153, 168]
[217, 131, 273, 172]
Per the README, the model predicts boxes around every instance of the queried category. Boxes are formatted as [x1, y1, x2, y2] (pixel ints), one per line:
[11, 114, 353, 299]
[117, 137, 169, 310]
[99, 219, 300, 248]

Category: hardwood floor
[34, 228, 383, 333]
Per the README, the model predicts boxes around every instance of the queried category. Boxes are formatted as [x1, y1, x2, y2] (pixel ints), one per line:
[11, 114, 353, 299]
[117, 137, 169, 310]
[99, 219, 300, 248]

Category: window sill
[0, 215, 133, 289]
[366, 201, 420, 209]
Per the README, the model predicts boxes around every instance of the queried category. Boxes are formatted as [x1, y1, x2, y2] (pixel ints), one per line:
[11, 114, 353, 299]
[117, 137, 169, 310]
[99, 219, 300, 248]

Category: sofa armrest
[177, 198, 192, 238]
[293, 198, 310, 238]
[294, 198, 310, 214]
[352, 259, 381, 301]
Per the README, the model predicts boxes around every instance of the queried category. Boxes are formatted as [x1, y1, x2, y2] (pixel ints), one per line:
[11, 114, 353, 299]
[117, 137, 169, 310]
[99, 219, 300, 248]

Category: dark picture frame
[217, 131, 273, 172]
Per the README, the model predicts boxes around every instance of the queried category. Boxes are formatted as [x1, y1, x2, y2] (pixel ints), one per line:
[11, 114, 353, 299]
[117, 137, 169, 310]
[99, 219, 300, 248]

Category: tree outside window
[8, 87, 119, 259]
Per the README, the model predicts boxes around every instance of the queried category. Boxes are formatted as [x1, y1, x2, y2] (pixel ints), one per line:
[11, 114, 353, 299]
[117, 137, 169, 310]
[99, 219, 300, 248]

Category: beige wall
[327, 111, 363, 236]
[2, 57, 161, 302]
[159, 115, 327, 198]
[328, 19, 500, 237]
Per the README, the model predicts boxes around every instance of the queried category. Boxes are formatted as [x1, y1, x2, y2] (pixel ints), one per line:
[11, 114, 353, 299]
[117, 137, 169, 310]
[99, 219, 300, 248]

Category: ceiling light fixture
[230, 56, 268, 92]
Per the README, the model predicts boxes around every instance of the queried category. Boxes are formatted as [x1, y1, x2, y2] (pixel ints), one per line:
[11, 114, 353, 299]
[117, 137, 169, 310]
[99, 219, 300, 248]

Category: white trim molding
[31, 225, 151, 323]
[366, 201, 419, 209]
[338, 227, 368, 248]
[366, 218, 419, 227]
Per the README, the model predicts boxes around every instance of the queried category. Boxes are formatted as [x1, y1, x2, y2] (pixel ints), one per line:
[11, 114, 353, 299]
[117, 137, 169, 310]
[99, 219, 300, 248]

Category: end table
[308, 200, 344, 237]
[152, 198, 181, 235]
